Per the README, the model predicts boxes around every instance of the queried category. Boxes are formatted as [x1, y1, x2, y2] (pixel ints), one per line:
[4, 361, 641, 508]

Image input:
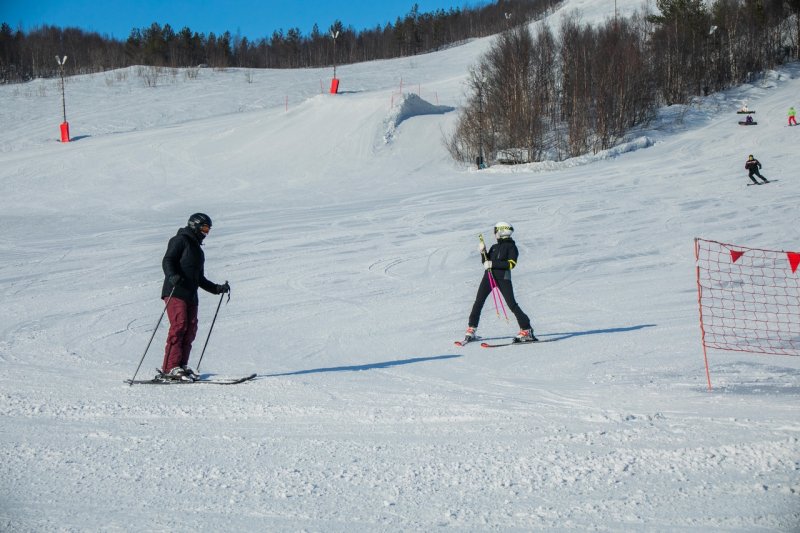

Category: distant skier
[160, 213, 230, 381]
[745, 154, 769, 185]
[789, 106, 797, 127]
[462, 222, 537, 343]
[745, 115, 754, 125]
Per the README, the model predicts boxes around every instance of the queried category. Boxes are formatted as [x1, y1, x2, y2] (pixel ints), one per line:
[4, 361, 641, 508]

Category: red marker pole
[330, 29, 340, 94]
[56, 55, 70, 142]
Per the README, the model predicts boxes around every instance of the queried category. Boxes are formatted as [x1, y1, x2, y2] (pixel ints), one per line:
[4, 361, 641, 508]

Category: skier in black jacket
[745, 154, 769, 185]
[463, 222, 537, 343]
[160, 213, 229, 381]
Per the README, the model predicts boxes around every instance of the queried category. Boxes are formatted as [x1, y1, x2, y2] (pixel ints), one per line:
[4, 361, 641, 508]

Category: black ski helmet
[187, 212, 212, 234]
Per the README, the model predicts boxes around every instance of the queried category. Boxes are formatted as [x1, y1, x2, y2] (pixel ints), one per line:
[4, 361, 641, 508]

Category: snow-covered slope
[1, 0, 799, 530]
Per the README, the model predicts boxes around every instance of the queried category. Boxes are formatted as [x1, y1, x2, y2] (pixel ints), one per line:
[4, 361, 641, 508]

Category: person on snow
[463, 222, 537, 343]
[745, 115, 754, 125]
[160, 213, 230, 381]
[745, 154, 769, 185]
[789, 106, 797, 127]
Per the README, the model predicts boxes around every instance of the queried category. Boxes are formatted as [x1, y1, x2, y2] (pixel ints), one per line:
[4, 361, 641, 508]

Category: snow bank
[383, 93, 454, 144]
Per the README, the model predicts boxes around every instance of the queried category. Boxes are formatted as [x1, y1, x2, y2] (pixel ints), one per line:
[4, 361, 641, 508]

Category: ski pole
[487, 270, 502, 318]
[196, 282, 229, 373]
[488, 269, 509, 321]
[479, 234, 501, 316]
[129, 286, 174, 386]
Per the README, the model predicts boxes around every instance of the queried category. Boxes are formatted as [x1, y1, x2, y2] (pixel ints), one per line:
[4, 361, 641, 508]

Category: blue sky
[2, 0, 472, 40]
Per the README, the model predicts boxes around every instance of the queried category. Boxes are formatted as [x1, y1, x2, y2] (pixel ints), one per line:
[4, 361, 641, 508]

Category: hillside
[1, 0, 799, 530]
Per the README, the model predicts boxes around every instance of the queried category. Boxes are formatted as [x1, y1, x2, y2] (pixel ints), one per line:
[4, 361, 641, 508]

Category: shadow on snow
[258, 325, 655, 378]
[540, 324, 657, 342]
[265, 354, 462, 377]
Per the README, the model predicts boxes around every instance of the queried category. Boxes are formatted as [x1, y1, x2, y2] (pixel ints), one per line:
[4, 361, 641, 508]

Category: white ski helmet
[494, 221, 513, 238]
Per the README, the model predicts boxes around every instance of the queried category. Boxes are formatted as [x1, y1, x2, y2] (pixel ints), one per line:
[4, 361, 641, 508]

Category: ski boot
[164, 367, 193, 382]
[514, 329, 539, 343]
[181, 365, 200, 381]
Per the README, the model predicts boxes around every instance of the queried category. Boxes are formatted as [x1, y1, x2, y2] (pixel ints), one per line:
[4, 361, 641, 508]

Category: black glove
[216, 282, 230, 294]
[168, 274, 182, 286]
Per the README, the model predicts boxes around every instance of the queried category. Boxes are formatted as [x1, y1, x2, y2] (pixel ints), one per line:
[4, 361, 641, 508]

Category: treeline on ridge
[0, 0, 559, 83]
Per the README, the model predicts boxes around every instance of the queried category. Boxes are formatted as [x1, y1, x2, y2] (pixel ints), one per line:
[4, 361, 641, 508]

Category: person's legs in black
[468, 273, 493, 329]
[493, 278, 532, 331]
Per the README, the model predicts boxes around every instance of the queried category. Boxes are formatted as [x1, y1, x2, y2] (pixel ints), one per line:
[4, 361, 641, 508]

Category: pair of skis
[455, 336, 551, 348]
[126, 372, 257, 385]
[746, 179, 777, 186]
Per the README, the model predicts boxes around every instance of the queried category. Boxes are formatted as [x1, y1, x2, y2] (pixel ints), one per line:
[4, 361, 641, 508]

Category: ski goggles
[200, 224, 211, 235]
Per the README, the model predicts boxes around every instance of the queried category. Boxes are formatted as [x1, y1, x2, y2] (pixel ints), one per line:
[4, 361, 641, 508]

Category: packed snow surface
[1, 0, 799, 530]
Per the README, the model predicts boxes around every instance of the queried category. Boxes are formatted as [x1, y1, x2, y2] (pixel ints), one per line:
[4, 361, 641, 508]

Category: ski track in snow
[2, 0, 800, 530]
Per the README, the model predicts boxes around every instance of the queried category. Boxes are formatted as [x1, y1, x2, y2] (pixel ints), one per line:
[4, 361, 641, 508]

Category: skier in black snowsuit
[463, 222, 537, 343]
[745, 154, 768, 185]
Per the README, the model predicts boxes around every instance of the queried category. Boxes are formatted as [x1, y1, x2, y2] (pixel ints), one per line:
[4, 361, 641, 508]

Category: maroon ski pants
[161, 297, 198, 373]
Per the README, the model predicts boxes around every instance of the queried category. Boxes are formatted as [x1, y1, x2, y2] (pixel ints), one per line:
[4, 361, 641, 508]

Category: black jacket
[161, 227, 218, 304]
[482, 237, 519, 281]
[745, 158, 761, 171]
